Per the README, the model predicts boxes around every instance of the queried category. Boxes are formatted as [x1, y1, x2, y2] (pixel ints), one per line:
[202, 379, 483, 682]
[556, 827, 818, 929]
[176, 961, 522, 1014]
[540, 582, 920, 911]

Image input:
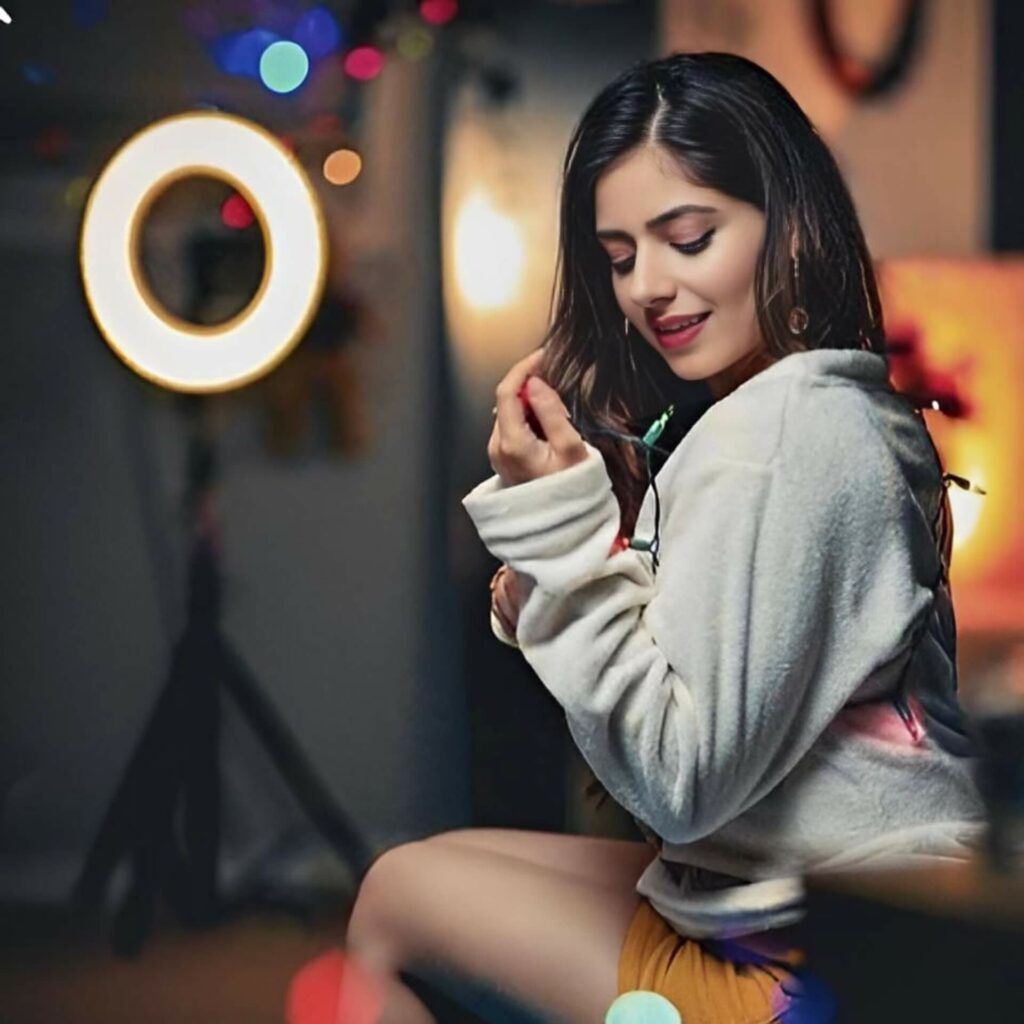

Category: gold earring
[788, 249, 809, 336]
[623, 317, 641, 380]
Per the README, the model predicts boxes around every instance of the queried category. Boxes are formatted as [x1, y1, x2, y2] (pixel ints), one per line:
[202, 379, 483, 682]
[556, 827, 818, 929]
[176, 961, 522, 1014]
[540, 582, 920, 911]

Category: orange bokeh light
[323, 149, 362, 186]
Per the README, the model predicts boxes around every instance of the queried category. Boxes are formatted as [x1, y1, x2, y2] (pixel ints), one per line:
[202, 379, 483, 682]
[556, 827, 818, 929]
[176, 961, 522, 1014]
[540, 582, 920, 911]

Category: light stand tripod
[73, 393, 374, 957]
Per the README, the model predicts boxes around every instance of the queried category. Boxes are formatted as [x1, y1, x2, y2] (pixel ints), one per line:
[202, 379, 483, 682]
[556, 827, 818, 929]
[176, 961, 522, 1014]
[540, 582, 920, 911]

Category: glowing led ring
[80, 111, 326, 392]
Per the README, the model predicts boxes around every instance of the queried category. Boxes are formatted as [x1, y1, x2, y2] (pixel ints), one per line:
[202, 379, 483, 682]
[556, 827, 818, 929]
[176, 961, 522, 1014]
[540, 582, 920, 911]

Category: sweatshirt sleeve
[460, 405, 938, 846]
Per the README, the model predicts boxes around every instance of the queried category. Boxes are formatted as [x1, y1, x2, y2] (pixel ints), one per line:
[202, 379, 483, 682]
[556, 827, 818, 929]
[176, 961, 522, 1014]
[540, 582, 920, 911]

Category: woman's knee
[347, 840, 425, 971]
[422, 826, 482, 846]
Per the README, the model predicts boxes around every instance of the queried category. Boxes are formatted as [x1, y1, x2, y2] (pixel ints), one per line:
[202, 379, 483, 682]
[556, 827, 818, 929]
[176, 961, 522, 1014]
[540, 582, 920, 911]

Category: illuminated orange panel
[877, 258, 1024, 634]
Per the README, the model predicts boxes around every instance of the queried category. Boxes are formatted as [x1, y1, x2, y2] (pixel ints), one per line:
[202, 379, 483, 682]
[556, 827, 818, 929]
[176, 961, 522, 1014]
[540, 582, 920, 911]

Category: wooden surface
[795, 851, 1024, 1022]
[0, 908, 348, 1024]
[805, 849, 1024, 930]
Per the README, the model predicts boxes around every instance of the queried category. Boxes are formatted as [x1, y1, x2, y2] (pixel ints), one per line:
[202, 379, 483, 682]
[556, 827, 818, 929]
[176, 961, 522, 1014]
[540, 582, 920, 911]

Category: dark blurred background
[1, 1, 1023, 1021]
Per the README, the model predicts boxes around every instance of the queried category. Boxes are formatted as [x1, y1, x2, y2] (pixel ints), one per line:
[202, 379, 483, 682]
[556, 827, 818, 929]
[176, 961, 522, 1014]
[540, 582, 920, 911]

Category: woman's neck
[706, 347, 778, 401]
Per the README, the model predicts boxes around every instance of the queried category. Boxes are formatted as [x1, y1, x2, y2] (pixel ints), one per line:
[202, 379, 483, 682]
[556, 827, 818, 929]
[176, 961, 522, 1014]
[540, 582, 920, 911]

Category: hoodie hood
[736, 348, 975, 757]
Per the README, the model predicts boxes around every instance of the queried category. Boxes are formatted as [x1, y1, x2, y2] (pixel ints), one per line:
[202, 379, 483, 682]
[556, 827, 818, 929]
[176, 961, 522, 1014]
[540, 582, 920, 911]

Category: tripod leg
[74, 647, 192, 914]
[220, 640, 375, 880]
[177, 644, 222, 927]
[110, 811, 170, 957]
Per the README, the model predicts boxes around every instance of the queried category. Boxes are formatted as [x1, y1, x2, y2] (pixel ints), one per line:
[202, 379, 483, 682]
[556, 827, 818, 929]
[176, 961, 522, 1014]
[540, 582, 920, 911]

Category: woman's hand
[487, 347, 589, 487]
[490, 564, 526, 637]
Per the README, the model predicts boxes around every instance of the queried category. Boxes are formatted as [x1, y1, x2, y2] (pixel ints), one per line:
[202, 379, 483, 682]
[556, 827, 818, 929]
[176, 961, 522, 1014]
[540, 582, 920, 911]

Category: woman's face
[594, 144, 771, 400]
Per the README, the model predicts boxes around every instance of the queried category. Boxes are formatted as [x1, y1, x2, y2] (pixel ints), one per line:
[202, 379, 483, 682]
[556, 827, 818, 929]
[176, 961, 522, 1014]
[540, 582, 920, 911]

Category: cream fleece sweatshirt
[462, 348, 986, 939]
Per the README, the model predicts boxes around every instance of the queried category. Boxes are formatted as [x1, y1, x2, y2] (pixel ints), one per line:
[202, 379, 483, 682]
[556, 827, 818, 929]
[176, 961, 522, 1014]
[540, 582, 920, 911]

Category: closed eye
[610, 228, 716, 276]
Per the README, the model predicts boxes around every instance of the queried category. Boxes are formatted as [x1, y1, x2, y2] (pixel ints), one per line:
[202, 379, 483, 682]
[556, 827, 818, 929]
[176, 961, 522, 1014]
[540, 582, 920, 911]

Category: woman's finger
[492, 586, 518, 632]
[521, 377, 587, 462]
[497, 570, 523, 622]
[494, 347, 546, 451]
[503, 567, 523, 609]
[494, 599, 516, 633]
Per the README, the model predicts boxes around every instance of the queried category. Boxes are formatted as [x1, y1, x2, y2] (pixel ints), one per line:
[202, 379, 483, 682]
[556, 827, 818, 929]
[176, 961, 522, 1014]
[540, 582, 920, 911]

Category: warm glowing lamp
[453, 191, 525, 310]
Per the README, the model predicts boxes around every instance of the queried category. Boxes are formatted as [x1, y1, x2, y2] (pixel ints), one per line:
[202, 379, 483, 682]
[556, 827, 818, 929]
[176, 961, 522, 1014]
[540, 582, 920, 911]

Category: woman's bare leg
[345, 837, 645, 1024]
[423, 827, 654, 892]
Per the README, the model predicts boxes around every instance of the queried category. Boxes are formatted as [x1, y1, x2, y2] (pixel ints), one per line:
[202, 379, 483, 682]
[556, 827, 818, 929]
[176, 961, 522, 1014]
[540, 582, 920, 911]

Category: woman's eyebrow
[595, 203, 718, 241]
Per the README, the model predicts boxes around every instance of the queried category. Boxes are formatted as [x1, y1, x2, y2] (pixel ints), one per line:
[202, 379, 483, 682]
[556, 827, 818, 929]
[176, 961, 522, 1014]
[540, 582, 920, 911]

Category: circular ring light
[80, 111, 327, 393]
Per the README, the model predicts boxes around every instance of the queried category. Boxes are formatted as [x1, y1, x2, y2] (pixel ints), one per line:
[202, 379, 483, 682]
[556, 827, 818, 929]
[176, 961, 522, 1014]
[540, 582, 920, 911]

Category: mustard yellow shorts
[617, 898, 808, 1024]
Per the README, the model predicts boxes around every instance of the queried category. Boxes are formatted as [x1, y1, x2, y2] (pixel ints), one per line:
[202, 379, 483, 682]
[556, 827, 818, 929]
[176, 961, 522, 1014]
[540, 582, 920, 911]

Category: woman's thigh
[424, 827, 655, 892]
[347, 838, 644, 1024]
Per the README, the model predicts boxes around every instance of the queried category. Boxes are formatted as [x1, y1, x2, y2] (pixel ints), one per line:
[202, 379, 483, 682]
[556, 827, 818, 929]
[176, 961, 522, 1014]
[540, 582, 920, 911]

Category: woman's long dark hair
[532, 52, 950, 822]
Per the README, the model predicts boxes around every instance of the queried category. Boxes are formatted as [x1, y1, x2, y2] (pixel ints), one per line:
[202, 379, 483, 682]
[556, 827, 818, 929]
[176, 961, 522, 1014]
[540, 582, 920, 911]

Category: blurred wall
[661, 0, 990, 257]
[445, 0, 659, 836]
[0, 2, 465, 904]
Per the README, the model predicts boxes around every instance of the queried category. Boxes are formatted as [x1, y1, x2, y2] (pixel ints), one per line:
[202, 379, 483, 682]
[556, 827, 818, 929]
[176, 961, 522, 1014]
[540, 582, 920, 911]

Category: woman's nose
[628, 247, 676, 307]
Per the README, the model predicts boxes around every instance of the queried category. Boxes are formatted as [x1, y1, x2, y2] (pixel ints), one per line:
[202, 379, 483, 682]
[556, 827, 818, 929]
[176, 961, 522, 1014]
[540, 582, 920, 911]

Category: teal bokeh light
[605, 990, 681, 1024]
[259, 40, 310, 94]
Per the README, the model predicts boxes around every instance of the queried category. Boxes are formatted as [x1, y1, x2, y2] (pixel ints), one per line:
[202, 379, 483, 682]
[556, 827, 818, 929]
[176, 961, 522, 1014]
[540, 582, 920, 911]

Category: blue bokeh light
[211, 27, 282, 79]
[292, 5, 344, 62]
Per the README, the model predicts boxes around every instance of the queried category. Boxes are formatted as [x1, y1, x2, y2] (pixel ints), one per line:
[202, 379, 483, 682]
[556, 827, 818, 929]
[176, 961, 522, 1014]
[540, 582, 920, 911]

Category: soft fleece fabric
[462, 348, 986, 939]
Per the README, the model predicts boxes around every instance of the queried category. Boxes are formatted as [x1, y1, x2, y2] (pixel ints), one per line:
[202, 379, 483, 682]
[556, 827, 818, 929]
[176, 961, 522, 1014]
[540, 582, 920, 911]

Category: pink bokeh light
[343, 45, 385, 81]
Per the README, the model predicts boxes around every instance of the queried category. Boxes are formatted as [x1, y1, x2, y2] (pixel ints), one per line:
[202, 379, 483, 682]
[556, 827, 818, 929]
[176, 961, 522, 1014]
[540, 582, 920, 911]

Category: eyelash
[609, 228, 716, 276]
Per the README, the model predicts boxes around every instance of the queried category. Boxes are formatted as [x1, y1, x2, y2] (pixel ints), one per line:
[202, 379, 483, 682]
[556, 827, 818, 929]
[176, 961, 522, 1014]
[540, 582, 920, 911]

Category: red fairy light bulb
[343, 46, 384, 81]
[420, 0, 458, 26]
[609, 533, 631, 556]
[221, 193, 255, 230]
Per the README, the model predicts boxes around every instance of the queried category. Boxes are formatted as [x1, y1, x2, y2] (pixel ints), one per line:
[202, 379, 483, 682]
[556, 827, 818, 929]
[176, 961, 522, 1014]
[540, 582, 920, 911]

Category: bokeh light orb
[260, 40, 310, 93]
[397, 26, 434, 61]
[322, 149, 362, 186]
[79, 111, 326, 393]
[64, 175, 92, 209]
[419, 0, 458, 27]
[293, 5, 343, 62]
[21, 62, 54, 85]
[604, 990, 681, 1024]
[343, 45, 384, 81]
[214, 27, 281, 78]
[286, 950, 385, 1024]
[221, 192, 256, 229]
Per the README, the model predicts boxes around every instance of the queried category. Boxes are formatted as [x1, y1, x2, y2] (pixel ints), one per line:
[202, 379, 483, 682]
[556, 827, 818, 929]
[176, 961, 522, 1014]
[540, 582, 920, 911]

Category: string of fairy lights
[22, 3, 463, 223]
[188, 1, 460, 200]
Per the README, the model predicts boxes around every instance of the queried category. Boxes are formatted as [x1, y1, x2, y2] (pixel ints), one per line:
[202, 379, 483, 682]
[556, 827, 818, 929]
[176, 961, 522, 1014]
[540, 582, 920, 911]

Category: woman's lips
[653, 311, 711, 349]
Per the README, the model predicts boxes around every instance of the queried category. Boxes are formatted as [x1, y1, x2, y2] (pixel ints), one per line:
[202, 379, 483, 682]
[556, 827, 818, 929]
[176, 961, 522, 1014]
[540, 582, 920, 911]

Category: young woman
[344, 52, 986, 1023]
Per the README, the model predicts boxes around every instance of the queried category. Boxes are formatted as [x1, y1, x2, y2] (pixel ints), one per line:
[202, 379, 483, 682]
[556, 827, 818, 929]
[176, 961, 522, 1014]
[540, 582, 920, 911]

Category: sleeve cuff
[460, 442, 621, 594]
[490, 605, 521, 649]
